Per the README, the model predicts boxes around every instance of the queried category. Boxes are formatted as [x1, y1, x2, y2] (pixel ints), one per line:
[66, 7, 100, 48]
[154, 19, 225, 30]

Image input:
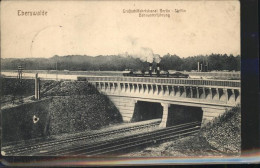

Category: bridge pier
[180, 86, 185, 98]
[206, 88, 212, 100]
[159, 103, 170, 128]
[201, 87, 206, 99]
[201, 107, 228, 126]
[108, 96, 136, 122]
[174, 86, 180, 97]
[228, 89, 236, 104]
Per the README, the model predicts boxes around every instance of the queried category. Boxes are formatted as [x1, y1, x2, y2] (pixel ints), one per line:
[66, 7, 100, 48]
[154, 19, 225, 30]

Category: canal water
[1, 70, 123, 80]
[1, 70, 240, 80]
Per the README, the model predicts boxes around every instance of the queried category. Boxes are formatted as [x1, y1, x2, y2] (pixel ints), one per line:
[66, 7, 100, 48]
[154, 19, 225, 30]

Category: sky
[1, 0, 240, 59]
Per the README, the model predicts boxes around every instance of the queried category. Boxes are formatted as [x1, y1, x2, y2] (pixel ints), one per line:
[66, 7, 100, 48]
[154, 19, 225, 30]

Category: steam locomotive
[123, 63, 189, 78]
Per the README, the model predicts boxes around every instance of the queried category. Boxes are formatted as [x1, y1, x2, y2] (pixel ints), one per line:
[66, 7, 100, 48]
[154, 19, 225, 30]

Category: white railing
[85, 76, 240, 88]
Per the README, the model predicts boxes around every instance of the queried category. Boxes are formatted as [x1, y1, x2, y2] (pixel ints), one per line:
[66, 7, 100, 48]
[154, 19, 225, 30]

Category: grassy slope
[125, 105, 241, 157]
[201, 105, 241, 154]
[43, 81, 123, 135]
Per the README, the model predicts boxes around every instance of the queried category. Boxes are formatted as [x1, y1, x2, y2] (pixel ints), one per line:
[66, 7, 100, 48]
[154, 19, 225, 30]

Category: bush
[47, 95, 123, 135]
[201, 105, 241, 154]
[42, 81, 123, 135]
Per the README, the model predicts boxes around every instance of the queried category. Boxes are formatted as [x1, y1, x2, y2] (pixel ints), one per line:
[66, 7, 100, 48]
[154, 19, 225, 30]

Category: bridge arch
[166, 104, 203, 127]
[131, 101, 163, 122]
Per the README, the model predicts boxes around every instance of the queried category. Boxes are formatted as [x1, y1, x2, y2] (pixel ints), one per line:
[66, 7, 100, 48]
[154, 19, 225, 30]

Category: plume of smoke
[153, 54, 161, 63]
[132, 48, 161, 63]
[119, 37, 161, 63]
[119, 36, 161, 63]
[137, 47, 154, 63]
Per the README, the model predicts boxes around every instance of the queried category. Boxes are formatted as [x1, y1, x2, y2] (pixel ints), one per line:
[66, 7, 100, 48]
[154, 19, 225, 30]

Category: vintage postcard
[1, 0, 242, 165]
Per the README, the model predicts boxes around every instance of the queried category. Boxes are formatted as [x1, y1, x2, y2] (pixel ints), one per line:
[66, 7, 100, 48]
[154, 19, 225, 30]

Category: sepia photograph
[1, 0, 241, 160]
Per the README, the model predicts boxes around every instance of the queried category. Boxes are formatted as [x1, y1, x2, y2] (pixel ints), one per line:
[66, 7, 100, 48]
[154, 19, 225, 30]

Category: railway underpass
[131, 101, 203, 128]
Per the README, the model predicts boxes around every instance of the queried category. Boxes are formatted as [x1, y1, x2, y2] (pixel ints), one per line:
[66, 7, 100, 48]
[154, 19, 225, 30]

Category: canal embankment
[1, 78, 122, 144]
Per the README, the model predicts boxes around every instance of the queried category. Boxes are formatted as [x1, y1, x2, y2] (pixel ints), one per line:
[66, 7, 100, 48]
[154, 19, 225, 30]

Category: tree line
[1, 54, 240, 71]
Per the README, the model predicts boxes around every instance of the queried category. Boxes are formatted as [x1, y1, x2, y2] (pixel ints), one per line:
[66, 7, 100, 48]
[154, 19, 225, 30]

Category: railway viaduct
[85, 76, 240, 127]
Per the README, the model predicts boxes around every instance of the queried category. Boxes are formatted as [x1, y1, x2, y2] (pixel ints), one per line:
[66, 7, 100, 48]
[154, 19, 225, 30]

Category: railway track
[39, 121, 201, 156]
[2, 119, 160, 156]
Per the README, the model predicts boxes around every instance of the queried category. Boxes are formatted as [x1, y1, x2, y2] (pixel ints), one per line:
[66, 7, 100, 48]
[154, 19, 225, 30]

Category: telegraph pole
[17, 65, 24, 103]
[56, 58, 58, 81]
[17, 65, 23, 82]
[35, 73, 40, 100]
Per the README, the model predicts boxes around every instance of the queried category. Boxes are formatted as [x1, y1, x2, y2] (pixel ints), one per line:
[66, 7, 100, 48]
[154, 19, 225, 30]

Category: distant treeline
[1, 54, 240, 71]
